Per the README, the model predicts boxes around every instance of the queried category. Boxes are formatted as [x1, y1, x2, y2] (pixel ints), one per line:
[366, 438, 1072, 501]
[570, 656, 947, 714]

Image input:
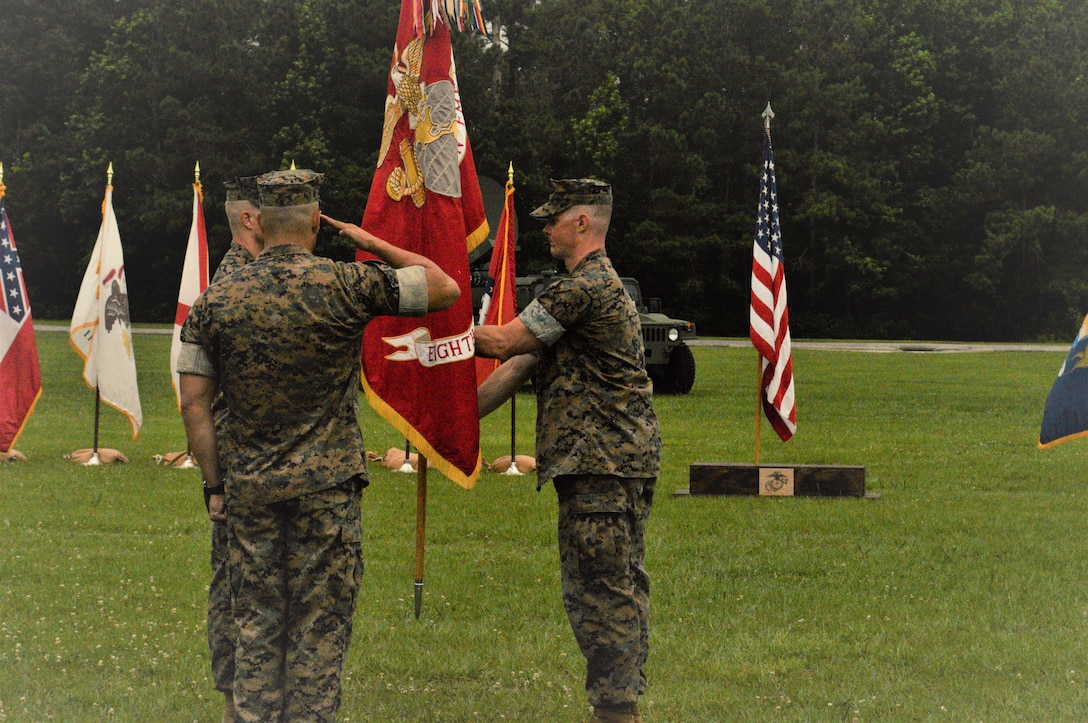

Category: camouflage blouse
[211, 241, 254, 283]
[519, 249, 661, 486]
[180, 244, 424, 508]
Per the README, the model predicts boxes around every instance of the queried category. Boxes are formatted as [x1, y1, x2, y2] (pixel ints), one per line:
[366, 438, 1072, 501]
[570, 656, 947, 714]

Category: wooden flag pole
[754, 356, 762, 466]
[414, 454, 428, 619]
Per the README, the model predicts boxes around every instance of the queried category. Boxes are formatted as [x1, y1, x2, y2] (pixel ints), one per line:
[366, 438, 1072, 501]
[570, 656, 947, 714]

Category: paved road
[689, 338, 1068, 353]
[37, 325, 1067, 353]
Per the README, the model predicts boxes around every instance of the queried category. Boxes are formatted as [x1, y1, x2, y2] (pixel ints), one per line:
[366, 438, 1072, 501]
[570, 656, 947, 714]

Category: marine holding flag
[0, 187, 42, 456]
[358, 0, 489, 488]
[476, 179, 660, 723]
[178, 169, 459, 722]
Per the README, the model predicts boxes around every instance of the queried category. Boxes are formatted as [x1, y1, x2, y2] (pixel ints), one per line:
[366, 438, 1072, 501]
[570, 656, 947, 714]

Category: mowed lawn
[1, 330, 1086, 722]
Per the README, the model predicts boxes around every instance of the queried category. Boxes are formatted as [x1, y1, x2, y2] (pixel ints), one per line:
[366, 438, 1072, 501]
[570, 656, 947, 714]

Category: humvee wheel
[666, 342, 695, 394]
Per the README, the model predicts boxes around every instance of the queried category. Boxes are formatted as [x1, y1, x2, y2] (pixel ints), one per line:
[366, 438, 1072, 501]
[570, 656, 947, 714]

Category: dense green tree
[1, 0, 1086, 341]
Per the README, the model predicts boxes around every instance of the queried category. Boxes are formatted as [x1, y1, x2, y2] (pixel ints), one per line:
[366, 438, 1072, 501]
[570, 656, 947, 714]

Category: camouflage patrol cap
[256, 169, 324, 207]
[224, 176, 261, 205]
[530, 178, 612, 219]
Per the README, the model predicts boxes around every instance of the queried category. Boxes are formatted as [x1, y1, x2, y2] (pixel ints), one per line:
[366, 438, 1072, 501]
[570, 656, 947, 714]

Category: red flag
[170, 176, 209, 407]
[475, 170, 517, 384]
[358, 1, 489, 489]
[0, 192, 42, 453]
[749, 129, 796, 441]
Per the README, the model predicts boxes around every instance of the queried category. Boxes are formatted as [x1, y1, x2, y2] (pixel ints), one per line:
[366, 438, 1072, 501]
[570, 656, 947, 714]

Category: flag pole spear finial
[194, 161, 200, 184]
[762, 102, 774, 136]
[507, 161, 514, 183]
[0, 161, 5, 200]
[107, 162, 114, 187]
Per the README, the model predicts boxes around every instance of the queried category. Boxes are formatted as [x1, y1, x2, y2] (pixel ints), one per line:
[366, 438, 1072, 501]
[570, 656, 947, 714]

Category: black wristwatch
[202, 480, 225, 510]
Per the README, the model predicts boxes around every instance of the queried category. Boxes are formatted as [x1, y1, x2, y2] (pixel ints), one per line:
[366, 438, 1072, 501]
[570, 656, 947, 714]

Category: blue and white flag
[1039, 314, 1088, 448]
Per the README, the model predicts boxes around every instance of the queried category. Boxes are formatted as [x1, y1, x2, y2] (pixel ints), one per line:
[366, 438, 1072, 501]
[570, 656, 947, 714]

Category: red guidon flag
[170, 173, 209, 408]
[475, 168, 517, 385]
[358, 0, 488, 489]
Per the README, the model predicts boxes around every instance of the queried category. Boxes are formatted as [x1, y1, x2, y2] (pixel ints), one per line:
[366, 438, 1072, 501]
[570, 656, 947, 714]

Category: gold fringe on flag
[416, 0, 487, 38]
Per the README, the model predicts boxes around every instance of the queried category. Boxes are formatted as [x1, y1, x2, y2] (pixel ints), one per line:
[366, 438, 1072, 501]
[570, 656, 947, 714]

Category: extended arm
[180, 373, 225, 522]
[474, 318, 545, 361]
[321, 214, 460, 312]
[478, 353, 540, 418]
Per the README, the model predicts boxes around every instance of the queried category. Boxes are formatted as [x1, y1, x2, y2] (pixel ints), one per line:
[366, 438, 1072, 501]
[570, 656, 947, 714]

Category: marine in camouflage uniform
[205, 176, 262, 717]
[178, 169, 457, 722]
[475, 179, 660, 723]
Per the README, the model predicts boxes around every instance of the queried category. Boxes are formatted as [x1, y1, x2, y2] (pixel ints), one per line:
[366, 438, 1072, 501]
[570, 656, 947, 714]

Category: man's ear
[242, 209, 260, 230]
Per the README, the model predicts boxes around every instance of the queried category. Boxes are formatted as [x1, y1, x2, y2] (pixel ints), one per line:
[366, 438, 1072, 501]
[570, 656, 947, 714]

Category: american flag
[0, 195, 43, 452]
[0, 204, 28, 323]
[749, 130, 796, 441]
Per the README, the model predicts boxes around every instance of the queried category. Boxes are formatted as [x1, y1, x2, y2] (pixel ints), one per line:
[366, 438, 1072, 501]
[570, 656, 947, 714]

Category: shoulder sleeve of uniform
[394, 265, 428, 317]
[518, 299, 565, 347]
[176, 342, 216, 377]
[533, 275, 592, 331]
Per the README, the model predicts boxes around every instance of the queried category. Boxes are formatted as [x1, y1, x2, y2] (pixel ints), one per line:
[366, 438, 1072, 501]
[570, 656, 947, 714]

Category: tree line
[2, 0, 1086, 340]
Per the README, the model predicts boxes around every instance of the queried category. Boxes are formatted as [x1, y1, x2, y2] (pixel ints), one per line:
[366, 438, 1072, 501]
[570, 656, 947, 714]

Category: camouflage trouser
[554, 474, 655, 710]
[208, 518, 235, 693]
[228, 479, 364, 723]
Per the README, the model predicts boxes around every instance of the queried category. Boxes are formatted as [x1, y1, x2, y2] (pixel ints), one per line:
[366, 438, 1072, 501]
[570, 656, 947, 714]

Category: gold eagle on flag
[379, 36, 464, 208]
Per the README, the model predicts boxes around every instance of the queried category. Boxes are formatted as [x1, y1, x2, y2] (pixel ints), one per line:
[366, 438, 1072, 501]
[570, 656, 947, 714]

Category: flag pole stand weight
[414, 455, 428, 619]
[398, 438, 415, 473]
[85, 388, 102, 466]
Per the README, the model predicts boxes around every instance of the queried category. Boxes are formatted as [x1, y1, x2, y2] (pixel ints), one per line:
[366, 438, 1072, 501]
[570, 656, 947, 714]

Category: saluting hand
[321, 214, 381, 253]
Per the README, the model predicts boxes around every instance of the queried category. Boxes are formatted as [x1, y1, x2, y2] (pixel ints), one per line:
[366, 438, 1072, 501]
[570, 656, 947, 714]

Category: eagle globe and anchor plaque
[678, 104, 870, 499]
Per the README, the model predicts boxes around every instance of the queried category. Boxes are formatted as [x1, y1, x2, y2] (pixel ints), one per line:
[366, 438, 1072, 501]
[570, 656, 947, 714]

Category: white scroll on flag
[170, 175, 208, 407]
[69, 171, 142, 438]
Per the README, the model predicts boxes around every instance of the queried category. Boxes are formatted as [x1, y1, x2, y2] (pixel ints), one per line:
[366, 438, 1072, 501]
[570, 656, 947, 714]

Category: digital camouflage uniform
[206, 240, 254, 697]
[519, 245, 661, 712]
[178, 169, 429, 723]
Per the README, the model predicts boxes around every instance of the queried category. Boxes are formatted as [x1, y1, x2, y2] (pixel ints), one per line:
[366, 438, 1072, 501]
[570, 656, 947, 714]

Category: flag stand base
[675, 463, 876, 498]
[65, 448, 129, 465]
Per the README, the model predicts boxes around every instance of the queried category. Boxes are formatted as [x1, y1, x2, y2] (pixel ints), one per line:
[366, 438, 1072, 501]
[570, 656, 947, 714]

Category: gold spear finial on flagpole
[107, 162, 114, 187]
[507, 161, 514, 182]
[194, 161, 201, 183]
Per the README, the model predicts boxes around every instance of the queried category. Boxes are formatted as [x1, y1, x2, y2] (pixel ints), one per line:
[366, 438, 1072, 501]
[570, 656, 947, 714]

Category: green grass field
[2, 331, 1087, 721]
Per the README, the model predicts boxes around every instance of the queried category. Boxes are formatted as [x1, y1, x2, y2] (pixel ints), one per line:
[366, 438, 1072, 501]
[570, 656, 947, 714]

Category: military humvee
[474, 270, 697, 394]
